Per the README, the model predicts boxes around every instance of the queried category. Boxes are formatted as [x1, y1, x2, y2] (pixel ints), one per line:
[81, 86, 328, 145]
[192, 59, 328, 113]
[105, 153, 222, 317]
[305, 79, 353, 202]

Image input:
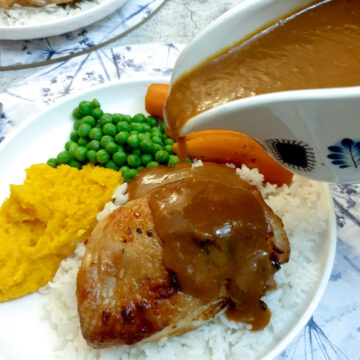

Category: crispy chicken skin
[77, 197, 227, 348]
[0, 0, 72, 7]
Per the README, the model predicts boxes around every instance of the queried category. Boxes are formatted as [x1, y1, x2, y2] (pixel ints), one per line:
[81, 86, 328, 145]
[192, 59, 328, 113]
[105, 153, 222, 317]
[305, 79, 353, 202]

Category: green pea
[79, 101, 94, 116]
[96, 149, 110, 164]
[106, 160, 119, 171]
[87, 150, 97, 164]
[142, 123, 151, 132]
[100, 135, 114, 148]
[138, 139, 152, 154]
[168, 155, 179, 167]
[155, 150, 170, 164]
[69, 160, 82, 169]
[132, 149, 141, 156]
[105, 142, 119, 155]
[117, 121, 131, 132]
[127, 134, 140, 148]
[91, 98, 100, 108]
[103, 123, 117, 137]
[87, 140, 101, 151]
[164, 138, 175, 146]
[99, 113, 113, 127]
[185, 157, 192, 163]
[57, 151, 72, 164]
[130, 130, 138, 136]
[70, 130, 79, 142]
[146, 161, 159, 168]
[131, 123, 145, 133]
[47, 158, 58, 168]
[68, 142, 78, 155]
[151, 127, 161, 135]
[65, 140, 76, 151]
[160, 122, 166, 133]
[112, 113, 128, 124]
[127, 154, 141, 168]
[74, 146, 88, 162]
[89, 127, 103, 141]
[137, 166, 144, 171]
[73, 120, 82, 130]
[141, 153, 153, 165]
[120, 165, 130, 175]
[77, 137, 88, 147]
[113, 151, 127, 166]
[115, 131, 129, 145]
[123, 168, 138, 182]
[132, 113, 146, 123]
[153, 143, 162, 154]
[91, 107, 104, 120]
[164, 144, 173, 154]
[146, 116, 158, 127]
[72, 107, 83, 119]
[162, 133, 168, 140]
[138, 133, 147, 141]
[82, 115, 96, 127]
[152, 136, 163, 145]
[77, 123, 91, 138]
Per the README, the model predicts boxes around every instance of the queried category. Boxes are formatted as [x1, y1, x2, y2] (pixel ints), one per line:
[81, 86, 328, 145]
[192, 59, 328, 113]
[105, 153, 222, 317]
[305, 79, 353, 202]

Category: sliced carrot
[145, 83, 170, 119]
[173, 130, 293, 186]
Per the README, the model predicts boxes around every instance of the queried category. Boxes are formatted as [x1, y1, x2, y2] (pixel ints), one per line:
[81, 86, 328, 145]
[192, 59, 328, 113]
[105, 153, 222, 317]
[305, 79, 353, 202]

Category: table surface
[0, 1, 360, 359]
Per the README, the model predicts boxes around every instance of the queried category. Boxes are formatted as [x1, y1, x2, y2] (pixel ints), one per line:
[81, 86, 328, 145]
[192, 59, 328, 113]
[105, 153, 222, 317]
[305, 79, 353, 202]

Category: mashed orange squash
[0, 163, 122, 302]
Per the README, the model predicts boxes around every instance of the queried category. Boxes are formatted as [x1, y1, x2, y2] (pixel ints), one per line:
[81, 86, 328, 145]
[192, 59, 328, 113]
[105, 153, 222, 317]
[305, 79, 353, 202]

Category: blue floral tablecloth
[0, 0, 165, 68]
[0, 43, 359, 359]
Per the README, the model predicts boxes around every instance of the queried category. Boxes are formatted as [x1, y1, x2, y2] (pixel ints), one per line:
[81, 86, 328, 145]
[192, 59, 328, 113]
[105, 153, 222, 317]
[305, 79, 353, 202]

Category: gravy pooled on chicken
[77, 163, 289, 347]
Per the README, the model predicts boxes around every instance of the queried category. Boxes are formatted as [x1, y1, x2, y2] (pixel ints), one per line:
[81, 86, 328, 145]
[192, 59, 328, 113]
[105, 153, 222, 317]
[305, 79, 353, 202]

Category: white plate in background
[0, 0, 127, 40]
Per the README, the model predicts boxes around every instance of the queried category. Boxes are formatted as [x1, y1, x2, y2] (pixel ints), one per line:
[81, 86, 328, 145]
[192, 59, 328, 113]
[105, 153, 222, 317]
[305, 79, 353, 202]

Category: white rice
[40, 163, 329, 360]
[0, 0, 107, 27]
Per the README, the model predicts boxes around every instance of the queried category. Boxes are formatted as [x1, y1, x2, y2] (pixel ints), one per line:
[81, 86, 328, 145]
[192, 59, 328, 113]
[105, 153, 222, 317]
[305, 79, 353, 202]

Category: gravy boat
[166, 0, 360, 184]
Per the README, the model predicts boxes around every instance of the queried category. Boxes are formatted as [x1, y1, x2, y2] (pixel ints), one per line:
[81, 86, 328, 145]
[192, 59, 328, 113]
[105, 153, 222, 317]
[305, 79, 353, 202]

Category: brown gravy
[165, 0, 360, 138]
[129, 163, 284, 330]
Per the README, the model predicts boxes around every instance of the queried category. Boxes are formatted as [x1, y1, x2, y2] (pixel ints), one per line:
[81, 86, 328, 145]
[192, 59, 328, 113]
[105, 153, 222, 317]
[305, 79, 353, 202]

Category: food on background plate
[0, 163, 122, 302]
[164, 0, 360, 139]
[0, 0, 115, 28]
[0, 0, 72, 7]
[77, 163, 289, 346]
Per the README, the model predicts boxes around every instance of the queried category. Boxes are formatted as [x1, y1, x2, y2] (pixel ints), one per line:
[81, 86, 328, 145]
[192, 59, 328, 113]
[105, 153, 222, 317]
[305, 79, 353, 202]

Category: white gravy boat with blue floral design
[166, 0, 360, 184]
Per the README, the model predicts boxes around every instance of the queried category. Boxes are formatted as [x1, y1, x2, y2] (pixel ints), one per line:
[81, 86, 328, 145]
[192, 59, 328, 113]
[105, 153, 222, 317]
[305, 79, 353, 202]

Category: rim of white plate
[0, 78, 337, 360]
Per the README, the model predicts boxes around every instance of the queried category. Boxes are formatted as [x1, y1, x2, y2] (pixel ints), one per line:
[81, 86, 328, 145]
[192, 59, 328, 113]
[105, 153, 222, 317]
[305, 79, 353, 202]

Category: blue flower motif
[327, 138, 360, 169]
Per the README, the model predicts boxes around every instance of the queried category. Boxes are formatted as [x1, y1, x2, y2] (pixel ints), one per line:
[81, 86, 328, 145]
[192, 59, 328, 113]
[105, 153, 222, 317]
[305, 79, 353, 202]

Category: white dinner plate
[0, 0, 127, 40]
[0, 79, 337, 360]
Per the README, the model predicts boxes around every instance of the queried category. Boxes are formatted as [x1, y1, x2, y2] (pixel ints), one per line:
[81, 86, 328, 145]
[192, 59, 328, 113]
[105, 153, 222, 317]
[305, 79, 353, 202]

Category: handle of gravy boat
[174, 88, 360, 184]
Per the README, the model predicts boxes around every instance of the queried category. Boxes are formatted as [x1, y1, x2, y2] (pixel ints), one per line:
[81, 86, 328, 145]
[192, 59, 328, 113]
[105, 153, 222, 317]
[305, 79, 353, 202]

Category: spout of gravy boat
[165, 0, 360, 184]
